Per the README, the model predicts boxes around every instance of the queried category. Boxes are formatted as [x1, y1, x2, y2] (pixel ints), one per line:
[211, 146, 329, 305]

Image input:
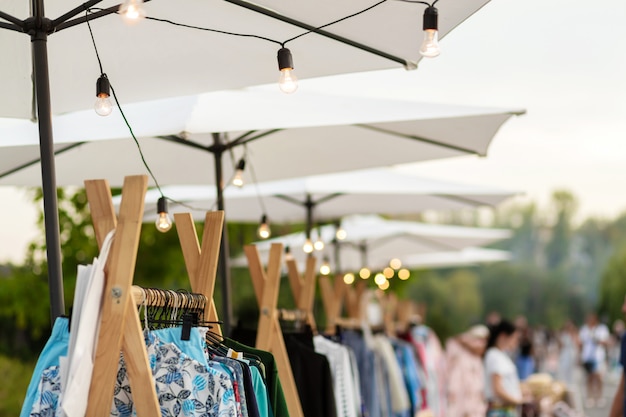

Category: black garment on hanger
[283, 330, 338, 417]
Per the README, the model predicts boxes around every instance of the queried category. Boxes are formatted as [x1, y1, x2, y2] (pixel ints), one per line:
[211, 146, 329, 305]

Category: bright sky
[1, 0, 625, 263]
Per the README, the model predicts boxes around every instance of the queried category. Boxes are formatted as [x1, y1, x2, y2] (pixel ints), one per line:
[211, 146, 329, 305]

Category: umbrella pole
[29, 2, 65, 323]
[213, 135, 232, 335]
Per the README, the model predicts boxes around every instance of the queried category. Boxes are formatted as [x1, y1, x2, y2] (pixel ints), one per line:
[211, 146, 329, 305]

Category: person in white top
[579, 312, 610, 407]
[484, 319, 523, 417]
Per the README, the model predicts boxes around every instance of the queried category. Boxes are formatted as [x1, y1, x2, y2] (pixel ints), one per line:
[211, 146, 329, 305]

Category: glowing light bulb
[419, 6, 440, 58]
[383, 267, 395, 279]
[335, 227, 347, 241]
[398, 268, 411, 280]
[120, 0, 146, 24]
[378, 280, 390, 290]
[359, 268, 371, 279]
[94, 75, 112, 116]
[232, 159, 245, 187]
[303, 238, 314, 254]
[320, 259, 331, 276]
[277, 48, 298, 94]
[314, 237, 325, 251]
[279, 69, 298, 94]
[257, 215, 271, 239]
[95, 95, 113, 116]
[420, 29, 440, 58]
[155, 197, 172, 233]
[374, 273, 387, 286]
[390, 258, 402, 270]
[343, 273, 355, 285]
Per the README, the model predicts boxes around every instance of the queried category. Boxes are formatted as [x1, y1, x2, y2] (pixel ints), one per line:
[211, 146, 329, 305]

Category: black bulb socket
[260, 214, 268, 225]
[236, 159, 246, 171]
[422, 6, 438, 31]
[96, 74, 110, 98]
[157, 196, 168, 214]
[277, 47, 294, 71]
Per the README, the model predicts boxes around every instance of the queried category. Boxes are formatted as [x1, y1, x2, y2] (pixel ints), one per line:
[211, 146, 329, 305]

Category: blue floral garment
[112, 332, 237, 417]
[29, 366, 62, 417]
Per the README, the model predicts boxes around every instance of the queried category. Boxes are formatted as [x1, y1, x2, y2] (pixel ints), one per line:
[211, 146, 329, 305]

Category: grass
[0, 355, 35, 417]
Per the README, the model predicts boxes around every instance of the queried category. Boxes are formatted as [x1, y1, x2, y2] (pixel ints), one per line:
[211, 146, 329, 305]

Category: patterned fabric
[29, 366, 62, 417]
[113, 332, 237, 417]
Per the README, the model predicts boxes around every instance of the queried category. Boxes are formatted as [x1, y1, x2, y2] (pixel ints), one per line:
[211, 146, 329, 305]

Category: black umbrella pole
[214, 149, 232, 335]
[32, 29, 65, 322]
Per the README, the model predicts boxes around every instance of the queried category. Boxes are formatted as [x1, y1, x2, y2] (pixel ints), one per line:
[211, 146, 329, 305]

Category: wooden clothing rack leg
[319, 274, 348, 334]
[174, 212, 224, 337]
[84, 175, 160, 416]
[286, 256, 317, 332]
[244, 243, 305, 417]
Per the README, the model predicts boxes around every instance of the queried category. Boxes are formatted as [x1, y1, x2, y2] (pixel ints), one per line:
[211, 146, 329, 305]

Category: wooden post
[286, 256, 318, 332]
[175, 211, 224, 337]
[244, 244, 305, 417]
[84, 176, 160, 416]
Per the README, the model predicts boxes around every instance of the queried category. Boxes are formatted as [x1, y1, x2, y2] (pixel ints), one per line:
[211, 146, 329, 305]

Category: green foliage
[0, 355, 35, 416]
[599, 246, 626, 323]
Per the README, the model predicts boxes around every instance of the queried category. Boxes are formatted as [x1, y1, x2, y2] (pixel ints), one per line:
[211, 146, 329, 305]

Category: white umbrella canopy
[130, 166, 518, 223]
[0, 90, 523, 187]
[401, 247, 511, 270]
[242, 214, 511, 272]
[1, 0, 493, 119]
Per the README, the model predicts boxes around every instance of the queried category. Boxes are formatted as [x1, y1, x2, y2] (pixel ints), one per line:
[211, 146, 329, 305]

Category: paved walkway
[571, 366, 621, 417]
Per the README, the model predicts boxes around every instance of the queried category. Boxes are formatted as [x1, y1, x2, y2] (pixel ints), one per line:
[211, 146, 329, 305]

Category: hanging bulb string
[245, 146, 268, 215]
[281, 0, 389, 46]
[91, 0, 395, 49]
[85, 7, 164, 198]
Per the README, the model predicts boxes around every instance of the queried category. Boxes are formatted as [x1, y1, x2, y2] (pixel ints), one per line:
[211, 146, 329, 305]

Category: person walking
[556, 320, 579, 387]
[484, 320, 524, 417]
[446, 324, 490, 417]
[579, 312, 610, 408]
[609, 295, 626, 417]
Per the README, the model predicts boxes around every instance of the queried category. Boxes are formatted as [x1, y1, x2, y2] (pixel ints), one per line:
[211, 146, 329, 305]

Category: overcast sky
[1, 0, 625, 263]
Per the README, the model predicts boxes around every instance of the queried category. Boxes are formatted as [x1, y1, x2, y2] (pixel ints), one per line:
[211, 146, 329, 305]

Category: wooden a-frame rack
[83, 175, 224, 416]
[244, 243, 308, 417]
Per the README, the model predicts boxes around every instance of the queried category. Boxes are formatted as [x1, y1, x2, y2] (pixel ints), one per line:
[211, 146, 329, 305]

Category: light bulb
[420, 29, 440, 58]
[232, 159, 245, 187]
[320, 259, 331, 276]
[419, 6, 440, 58]
[313, 237, 325, 251]
[279, 69, 298, 94]
[335, 227, 347, 241]
[120, 0, 146, 24]
[359, 267, 371, 279]
[277, 47, 298, 94]
[303, 238, 314, 254]
[383, 267, 395, 279]
[94, 95, 113, 116]
[343, 273, 355, 285]
[94, 75, 112, 116]
[257, 215, 271, 239]
[390, 258, 402, 270]
[398, 268, 411, 280]
[156, 212, 172, 233]
[155, 197, 172, 233]
[378, 280, 390, 291]
[374, 273, 387, 286]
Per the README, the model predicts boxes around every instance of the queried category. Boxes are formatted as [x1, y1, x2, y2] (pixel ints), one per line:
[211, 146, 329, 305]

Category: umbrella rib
[0, 21, 22, 32]
[157, 135, 212, 152]
[356, 124, 482, 156]
[0, 142, 86, 180]
[51, 0, 107, 28]
[0, 9, 24, 28]
[228, 129, 283, 148]
[224, 0, 410, 67]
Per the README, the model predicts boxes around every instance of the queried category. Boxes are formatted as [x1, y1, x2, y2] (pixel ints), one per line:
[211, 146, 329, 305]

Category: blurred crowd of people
[443, 307, 626, 417]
